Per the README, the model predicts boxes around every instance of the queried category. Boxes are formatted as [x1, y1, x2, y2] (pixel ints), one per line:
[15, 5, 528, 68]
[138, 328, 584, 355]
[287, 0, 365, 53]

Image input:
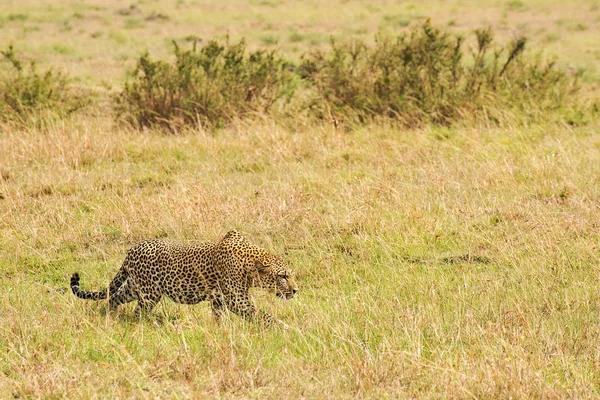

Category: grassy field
[2, 0, 600, 398]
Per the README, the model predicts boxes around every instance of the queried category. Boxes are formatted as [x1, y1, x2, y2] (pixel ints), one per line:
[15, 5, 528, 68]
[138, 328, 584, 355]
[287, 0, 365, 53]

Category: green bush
[113, 24, 584, 131]
[115, 39, 297, 130]
[0, 45, 89, 126]
[299, 23, 580, 127]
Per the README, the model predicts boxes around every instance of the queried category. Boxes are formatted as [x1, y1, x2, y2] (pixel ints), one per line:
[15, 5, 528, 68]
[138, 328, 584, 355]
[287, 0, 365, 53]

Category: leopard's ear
[255, 260, 270, 273]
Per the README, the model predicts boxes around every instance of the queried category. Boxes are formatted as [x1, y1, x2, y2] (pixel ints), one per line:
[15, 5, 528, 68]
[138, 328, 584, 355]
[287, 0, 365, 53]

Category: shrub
[0, 45, 89, 126]
[299, 23, 580, 127]
[115, 39, 297, 131]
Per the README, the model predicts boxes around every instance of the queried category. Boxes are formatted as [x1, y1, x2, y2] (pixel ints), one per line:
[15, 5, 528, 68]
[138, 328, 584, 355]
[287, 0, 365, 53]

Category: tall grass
[1, 117, 600, 397]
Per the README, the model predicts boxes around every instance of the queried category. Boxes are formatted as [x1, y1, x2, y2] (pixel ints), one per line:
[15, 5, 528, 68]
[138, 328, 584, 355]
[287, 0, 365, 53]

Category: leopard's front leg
[210, 290, 226, 322]
[225, 293, 275, 327]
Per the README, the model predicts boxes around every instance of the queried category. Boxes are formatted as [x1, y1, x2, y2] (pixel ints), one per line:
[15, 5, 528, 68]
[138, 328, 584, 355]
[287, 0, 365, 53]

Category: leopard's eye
[278, 273, 288, 279]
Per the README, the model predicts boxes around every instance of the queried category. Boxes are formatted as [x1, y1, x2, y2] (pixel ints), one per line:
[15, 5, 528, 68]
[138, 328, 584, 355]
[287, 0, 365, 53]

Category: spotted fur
[70, 230, 297, 325]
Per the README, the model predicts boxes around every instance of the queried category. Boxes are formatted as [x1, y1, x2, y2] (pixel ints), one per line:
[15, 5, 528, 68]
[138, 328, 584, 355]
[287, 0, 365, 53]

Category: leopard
[70, 230, 297, 326]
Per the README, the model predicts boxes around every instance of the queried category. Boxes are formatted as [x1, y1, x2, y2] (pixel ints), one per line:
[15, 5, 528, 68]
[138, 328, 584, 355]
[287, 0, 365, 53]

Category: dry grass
[2, 0, 600, 398]
[2, 117, 600, 397]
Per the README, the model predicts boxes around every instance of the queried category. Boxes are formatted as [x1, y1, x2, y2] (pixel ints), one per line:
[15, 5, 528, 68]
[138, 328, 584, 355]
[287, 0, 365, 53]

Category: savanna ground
[1, 0, 600, 398]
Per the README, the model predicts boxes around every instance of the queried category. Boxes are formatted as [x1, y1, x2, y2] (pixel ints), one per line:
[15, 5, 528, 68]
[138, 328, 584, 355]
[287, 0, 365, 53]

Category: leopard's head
[254, 255, 297, 300]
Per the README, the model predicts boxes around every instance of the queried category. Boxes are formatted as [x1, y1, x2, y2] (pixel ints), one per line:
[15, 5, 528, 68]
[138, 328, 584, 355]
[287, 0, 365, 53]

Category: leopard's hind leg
[127, 277, 162, 320]
[134, 294, 162, 319]
[108, 280, 137, 312]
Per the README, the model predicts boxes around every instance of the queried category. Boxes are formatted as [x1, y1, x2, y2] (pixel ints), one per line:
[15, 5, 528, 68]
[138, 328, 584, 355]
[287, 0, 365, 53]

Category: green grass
[258, 33, 278, 45]
[124, 18, 145, 30]
[8, 13, 28, 22]
[51, 43, 74, 55]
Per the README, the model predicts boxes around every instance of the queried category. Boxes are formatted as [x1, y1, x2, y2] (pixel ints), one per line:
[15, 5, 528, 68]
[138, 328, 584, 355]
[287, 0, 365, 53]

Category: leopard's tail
[70, 267, 128, 301]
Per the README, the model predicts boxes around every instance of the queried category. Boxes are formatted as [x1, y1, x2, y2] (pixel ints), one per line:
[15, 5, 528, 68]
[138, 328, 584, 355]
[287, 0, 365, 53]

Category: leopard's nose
[292, 288, 298, 295]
